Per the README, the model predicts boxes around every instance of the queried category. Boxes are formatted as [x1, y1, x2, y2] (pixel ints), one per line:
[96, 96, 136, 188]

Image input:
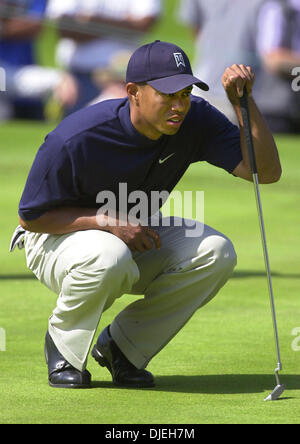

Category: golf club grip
[240, 93, 258, 175]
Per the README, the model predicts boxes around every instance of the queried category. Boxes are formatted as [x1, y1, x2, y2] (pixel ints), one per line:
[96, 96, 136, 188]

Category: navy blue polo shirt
[19, 96, 242, 221]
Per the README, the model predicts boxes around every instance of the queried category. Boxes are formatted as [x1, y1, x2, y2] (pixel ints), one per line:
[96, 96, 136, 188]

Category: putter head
[264, 384, 286, 401]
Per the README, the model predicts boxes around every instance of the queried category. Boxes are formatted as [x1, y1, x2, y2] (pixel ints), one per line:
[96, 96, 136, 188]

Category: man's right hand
[109, 223, 161, 253]
[97, 211, 161, 252]
[19, 207, 161, 253]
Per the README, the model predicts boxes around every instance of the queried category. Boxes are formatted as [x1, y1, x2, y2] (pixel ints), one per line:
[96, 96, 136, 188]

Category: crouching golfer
[11, 40, 281, 389]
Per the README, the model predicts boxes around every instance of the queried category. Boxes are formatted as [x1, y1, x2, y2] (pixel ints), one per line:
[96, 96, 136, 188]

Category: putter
[240, 91, 285, 401]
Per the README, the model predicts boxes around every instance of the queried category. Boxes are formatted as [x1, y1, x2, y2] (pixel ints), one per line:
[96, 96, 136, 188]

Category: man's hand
[19, 207, 162, 253]
[109, 223, 161, 253]
[222, 64, 255, 105]
[96, 212, 161, 253]
[222, 65, 282, 184]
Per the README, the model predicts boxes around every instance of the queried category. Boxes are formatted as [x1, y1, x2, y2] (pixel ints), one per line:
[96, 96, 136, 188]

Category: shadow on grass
[1, 270, 300, 281]
[232, 270, 300, 279]
[91, 374, 300, 396]
[0, 273, 36, 280]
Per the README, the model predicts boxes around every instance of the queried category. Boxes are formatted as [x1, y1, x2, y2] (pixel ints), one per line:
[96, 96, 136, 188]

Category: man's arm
[19, 207, 161, 252]
[57, 14, 158, 43]
[263, 48, 300, 78]
[0, 16, 43, 39]
[19, 207, 99, 234]
[222, 64, 282, 184]
[256, 1, 300, 79]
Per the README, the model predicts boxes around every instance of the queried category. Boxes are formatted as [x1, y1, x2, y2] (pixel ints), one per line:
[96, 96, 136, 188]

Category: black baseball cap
[126, 40, 209, 94]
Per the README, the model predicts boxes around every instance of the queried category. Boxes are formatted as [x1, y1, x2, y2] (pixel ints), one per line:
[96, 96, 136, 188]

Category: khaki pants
[24, 218, 237, 372]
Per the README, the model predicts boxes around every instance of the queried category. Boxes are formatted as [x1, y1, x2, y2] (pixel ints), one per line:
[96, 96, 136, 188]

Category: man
[12, 40, 281, 389]
[0, 0, 47, 119]
[0, 0, 46, 66]
[0, 0, 78, 120]
[254, 0, 300, 133]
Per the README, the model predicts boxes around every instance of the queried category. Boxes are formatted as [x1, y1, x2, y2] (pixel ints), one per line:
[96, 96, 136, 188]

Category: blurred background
[1, 0, 300, 132]
[0, 0, 192, 122]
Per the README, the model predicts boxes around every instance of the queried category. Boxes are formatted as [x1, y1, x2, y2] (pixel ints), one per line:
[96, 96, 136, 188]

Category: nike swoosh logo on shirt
[159, 153, 175, 164]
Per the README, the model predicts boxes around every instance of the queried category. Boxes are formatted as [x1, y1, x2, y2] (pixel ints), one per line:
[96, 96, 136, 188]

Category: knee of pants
[100, 243, 140, 292]
[164, 230, 237, 277]
[202, 234, 237, 274]
[63, 237, 140, 302]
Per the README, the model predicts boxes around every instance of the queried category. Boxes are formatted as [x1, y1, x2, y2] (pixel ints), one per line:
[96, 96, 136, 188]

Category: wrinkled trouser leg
[24, 219, 236, 372]
[110, 220, 237, 368]
[24, 230, 140, 371]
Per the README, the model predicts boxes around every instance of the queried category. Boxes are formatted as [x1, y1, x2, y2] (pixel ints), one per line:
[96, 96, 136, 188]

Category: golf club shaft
[240, 92, 282, 371]
[252, 172, 282, 371]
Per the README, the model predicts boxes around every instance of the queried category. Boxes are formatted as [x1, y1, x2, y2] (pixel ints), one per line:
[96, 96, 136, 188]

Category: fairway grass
[0, 122, 299, 424]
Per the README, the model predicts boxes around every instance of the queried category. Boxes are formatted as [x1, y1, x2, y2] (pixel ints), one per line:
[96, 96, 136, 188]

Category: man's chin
[163, 124, 182, 136]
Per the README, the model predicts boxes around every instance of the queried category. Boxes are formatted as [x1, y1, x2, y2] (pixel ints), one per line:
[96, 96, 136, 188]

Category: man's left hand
[222, 64, 255, 105]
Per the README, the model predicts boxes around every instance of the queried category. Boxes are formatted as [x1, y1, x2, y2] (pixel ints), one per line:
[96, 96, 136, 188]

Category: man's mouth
[167, 116, 184, 127]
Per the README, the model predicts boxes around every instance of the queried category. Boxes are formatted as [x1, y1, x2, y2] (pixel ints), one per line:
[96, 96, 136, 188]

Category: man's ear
[127, 83, 140, 105]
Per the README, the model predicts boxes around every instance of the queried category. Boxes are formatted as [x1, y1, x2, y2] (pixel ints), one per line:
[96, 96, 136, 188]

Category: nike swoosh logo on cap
[159, 153, 175, 164]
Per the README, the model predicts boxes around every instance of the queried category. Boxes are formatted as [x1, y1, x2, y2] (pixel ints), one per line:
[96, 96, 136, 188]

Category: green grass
[0, 121, 299, 424]
[1, 0, 299, 425]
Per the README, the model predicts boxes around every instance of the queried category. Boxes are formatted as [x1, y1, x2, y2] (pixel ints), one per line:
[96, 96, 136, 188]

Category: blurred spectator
[178, 0, 265, 125]
[178, 0, 300, 133]
[89, 51, 130, 105]
[0, 0, 46, 66]
[0, 0, 78, 120]
[255, 0, 300, 133]
[46, 0, 162, 113]
[0, 0, 47, 119]
[0, 61, 78, 120]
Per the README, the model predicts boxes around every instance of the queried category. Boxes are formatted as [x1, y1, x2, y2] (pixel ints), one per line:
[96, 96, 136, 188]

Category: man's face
[130, 84, 192, 140]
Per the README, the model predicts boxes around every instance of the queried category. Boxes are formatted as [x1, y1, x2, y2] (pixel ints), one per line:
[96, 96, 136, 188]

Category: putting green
[0, 122, 299, 424]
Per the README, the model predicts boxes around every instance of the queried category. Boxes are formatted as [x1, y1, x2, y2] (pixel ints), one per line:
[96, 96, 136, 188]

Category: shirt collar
[118, 99, 162, 147]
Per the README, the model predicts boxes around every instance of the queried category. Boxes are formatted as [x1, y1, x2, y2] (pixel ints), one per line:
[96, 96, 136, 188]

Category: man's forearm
[58, 14, 156, 42]
[19, 207, 107, 235]
[222, 64, 282, 184]
[263, 49, 300, 77]
[233, 95, 282, 183]
[1, 17, 42, 39]
[18, 206, 161, 252]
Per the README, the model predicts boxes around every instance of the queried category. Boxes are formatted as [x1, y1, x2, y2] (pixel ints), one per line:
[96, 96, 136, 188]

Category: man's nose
[171, 97, 185, 113]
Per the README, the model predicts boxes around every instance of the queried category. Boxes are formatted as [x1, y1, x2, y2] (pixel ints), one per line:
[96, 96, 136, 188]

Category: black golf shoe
[44, 331, 91, 389]
[91, 326, 155, 388]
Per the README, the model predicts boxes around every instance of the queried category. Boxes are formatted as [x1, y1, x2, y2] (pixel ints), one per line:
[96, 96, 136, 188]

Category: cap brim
[147, 74, 209, 94]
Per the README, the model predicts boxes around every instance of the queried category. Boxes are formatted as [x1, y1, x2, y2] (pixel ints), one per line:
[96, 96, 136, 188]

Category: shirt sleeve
[191, 99, 243, 174]
[28, 0, 48, 18]
[18, 133, 81, 221]
[256, 1, 285, 55]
